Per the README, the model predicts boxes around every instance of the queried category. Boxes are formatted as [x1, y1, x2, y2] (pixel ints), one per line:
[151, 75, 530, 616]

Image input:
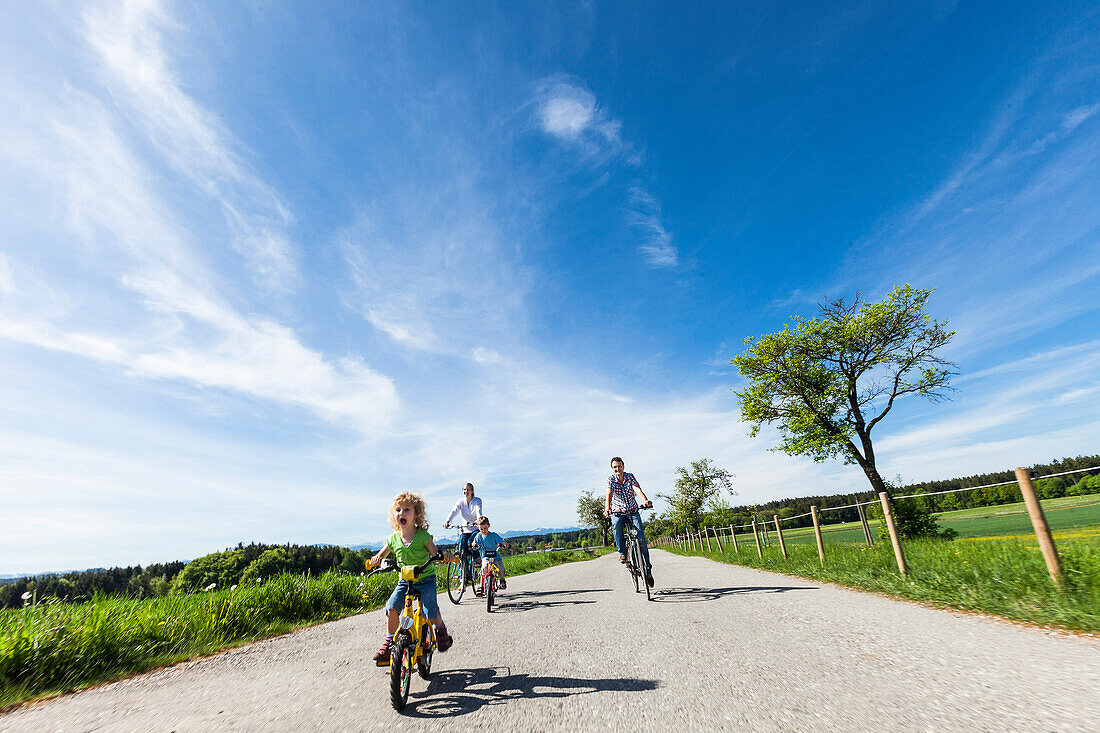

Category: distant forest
[4, 455, 1097, 609]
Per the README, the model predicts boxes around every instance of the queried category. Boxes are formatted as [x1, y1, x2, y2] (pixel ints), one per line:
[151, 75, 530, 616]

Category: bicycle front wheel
[389, 633, 414, 711]
[486, 575, 495, 612]
[446, 558, 465, 604]
[416, 625, 433, 680]
[629, 541, 642, 593]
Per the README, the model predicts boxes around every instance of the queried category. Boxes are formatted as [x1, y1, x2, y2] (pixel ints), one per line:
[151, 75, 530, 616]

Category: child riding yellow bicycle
[368, 492, 456, 663]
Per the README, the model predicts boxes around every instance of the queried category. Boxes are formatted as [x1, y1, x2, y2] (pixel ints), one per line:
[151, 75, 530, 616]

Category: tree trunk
[847, 435, 891, 497]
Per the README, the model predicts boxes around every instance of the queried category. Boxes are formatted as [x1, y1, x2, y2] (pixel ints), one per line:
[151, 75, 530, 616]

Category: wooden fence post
[810, 505, 825, 566]
[751, 518, 763, 558]
[878, 492, 907, 576]
[703, 528, 713, 552]
[1015, 467, 1063, 587]
[729, 524, 739, 552]
[773, 515, 787, 558]
[711, 526, 723, 552]
[856, 501, 875, 546]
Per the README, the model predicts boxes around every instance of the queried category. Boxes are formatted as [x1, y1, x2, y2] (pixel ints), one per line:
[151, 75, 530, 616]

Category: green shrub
[869, 496, 957, 541]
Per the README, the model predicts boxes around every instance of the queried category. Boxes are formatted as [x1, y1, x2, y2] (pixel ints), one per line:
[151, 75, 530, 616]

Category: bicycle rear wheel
[638, 544, 651, 601]
[389, 633, 414, 711]
[471, 562, 484, 597]
[446, 558, 465, 604]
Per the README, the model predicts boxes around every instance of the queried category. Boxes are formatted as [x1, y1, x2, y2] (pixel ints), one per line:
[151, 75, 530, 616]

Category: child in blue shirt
[471, 516, 510, 589]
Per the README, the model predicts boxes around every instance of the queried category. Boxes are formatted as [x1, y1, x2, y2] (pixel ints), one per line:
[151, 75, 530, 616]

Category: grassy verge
[662, 538, 1100, 633]
[0, 549, 603, 709]
[765, 493, 1100, 545]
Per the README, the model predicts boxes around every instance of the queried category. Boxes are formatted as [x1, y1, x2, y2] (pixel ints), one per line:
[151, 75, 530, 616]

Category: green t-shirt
[386, 529, 435, 579]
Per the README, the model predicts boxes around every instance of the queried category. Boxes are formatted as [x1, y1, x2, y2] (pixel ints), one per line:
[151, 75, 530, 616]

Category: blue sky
[1, 0, 1098, 574]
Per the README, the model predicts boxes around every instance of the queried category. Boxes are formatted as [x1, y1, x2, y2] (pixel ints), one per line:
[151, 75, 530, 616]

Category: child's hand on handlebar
[368, 554, 382, 568]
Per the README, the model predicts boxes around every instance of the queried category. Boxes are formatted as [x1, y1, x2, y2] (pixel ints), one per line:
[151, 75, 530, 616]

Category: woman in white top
[443, 482, 483, 562]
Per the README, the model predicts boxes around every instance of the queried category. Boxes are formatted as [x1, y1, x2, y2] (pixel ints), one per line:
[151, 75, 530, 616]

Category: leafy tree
[241, 548, 291, 585]
[658, 459, 735, 532]
[733, 285, 955, 497]
[577, 489, 610, 546]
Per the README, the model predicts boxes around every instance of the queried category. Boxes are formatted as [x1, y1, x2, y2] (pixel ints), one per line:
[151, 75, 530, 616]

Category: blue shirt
[471, 531, 505, 557]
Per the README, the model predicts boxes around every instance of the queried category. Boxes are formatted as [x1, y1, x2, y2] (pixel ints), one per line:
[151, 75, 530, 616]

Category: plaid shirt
[608, 472, 640, 514]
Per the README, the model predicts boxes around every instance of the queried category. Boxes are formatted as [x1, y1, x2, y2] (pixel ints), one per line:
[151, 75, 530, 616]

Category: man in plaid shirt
[604, 456, 654, 587]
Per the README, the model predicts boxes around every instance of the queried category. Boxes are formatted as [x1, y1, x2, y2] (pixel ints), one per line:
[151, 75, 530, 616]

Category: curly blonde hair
[389, 492, 429, 531]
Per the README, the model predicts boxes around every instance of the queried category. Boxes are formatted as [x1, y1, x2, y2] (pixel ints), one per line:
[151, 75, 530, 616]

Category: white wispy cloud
[627, 187, 678, 267]
[82, 0, 298, 295]
[534, 77, 678, 268]
[833, 46, 1100, 359]
[536, 78, 624, 152]
[0, 4, 398, 438]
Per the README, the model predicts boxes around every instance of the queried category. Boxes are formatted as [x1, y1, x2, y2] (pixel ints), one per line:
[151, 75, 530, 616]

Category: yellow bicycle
[366, 552, 451, 711]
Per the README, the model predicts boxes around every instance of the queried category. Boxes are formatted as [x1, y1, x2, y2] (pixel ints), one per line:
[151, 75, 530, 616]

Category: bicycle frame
[398, 585, 432, 666]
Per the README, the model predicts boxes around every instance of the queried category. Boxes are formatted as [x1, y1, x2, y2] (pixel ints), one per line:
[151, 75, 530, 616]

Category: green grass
[752, 493, 1100, 547]
[0, 549, 604, 709]
[664, 535, 1100, 633]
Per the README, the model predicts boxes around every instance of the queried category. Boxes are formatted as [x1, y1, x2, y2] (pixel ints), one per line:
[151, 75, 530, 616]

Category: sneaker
[372, 638, 392, 665]
[436, 625, 453, 652]
[619, 555, 628, 564]
[646, 573, 654, 588]
[499, 578, 507, 589]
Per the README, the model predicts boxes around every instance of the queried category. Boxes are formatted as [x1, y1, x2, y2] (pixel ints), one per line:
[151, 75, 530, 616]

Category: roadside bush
[869, 496, 957, 541]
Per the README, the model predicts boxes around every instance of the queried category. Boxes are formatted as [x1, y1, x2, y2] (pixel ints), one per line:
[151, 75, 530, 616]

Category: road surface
[3, 549, 1098, 731]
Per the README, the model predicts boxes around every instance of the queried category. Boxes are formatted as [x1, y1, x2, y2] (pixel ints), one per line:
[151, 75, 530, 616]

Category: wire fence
[656, 464, 1100, 584]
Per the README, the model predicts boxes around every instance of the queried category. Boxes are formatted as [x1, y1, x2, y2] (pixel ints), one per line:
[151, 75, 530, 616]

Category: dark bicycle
[613, 509, 653, 601]
[444, 524, 479, 603]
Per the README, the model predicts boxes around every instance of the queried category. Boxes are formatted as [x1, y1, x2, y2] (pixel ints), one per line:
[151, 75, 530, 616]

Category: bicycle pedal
[375, 658, 390, 667]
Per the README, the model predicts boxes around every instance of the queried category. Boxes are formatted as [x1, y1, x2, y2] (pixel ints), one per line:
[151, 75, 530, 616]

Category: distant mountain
[346, 526, 587, 550]
[500, 526, 585, 538]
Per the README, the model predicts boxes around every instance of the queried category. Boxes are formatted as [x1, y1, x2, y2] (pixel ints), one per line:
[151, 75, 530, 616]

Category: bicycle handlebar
[610, 504, 652, 517]
[365, 551, 448, 580]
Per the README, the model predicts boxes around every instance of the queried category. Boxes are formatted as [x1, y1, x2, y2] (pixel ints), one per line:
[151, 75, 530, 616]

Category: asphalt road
[3, 550, 1098, 732]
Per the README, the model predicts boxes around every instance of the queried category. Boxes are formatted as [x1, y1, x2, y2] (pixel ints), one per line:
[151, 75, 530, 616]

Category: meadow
[0, 549, 604, 709]
[669, 494, 1100, 633]
[752, 493, 1100, 546]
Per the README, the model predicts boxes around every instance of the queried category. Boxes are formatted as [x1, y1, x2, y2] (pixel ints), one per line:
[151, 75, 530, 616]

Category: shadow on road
[649, 585, 816, 603]
[489, 587, 611, 614]
[405, 666, 658, 718]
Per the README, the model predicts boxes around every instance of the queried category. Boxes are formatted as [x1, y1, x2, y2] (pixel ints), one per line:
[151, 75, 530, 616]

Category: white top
[445, 496, 483, 532]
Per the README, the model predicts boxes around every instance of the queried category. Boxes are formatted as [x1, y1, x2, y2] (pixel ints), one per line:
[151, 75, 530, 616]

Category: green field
[668, 493, 1100, 634]
[732, 493, 1100, 547]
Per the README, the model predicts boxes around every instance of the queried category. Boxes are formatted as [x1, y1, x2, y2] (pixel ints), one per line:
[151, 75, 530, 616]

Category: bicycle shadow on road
[649, 585, 817, 603]
[489, 587, 611, 614]
[405, 666, 658, 718]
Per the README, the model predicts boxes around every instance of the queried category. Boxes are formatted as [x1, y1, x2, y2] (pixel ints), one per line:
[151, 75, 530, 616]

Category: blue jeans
[385, 576, 440, 620]
[613, 512, 651, 571]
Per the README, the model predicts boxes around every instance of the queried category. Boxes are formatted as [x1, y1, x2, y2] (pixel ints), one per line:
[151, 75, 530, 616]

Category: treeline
[650, 455, 1100, 535]
[0, 561, 186, 610]
[0, 543, 375, 610]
